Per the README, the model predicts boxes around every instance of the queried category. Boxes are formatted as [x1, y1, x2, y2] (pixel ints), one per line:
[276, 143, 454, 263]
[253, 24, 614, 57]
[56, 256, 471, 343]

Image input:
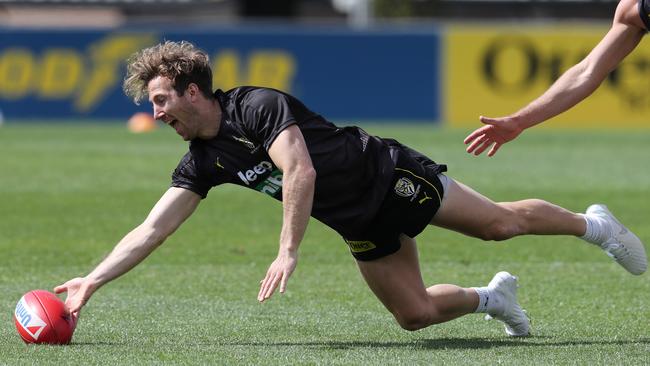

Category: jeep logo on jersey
[256, 169, 283, 197]
[237, 161, 274, 185]
[394, 177, 415, 197]
[237, 160, 283, 197]
[15, 297, 47, 340]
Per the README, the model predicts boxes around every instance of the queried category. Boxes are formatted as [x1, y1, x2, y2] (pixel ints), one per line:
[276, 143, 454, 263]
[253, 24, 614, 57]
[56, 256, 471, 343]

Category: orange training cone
[127, 112, 157, 133]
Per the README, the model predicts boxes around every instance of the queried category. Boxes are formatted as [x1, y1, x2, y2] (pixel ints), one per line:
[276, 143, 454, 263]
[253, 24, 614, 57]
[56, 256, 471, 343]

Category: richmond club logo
[15, 297, 47, 340]
[394, 177, 416, 197]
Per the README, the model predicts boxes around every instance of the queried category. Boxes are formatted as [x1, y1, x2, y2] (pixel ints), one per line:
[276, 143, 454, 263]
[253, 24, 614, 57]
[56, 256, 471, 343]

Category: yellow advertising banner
[446, 24, 650, 128]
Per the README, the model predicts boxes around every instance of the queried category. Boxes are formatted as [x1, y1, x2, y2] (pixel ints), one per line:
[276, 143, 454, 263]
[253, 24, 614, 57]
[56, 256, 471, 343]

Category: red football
[14, 290, 77, 345]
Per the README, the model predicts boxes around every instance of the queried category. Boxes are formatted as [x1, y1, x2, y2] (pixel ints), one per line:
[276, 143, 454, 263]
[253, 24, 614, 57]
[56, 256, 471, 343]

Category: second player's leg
[430, 178, 586, 240]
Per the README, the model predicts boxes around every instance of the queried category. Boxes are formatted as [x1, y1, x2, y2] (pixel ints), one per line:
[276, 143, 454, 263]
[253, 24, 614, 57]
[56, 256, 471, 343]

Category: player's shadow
[70, 337, 650, 349]
[229, 337, 650, 350]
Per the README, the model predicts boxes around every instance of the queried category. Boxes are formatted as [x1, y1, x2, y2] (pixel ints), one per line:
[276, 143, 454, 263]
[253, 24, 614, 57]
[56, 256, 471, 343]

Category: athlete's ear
[187, 83, 199, 99]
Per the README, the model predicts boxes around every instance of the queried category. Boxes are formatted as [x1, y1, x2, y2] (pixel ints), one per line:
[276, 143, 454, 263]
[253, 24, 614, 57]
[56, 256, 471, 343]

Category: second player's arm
[465, 0, 646, 156]
[509, 11, 645, 130]
[55, 187, 201, 313]
[258, 124, 316, 302]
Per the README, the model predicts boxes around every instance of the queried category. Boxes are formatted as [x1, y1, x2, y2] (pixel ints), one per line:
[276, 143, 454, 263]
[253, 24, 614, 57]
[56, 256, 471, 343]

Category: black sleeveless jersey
[171, 86, 396, 237]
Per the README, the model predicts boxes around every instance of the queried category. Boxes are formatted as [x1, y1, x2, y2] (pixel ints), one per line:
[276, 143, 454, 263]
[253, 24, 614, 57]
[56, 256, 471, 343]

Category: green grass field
[0, 123, 648, 365]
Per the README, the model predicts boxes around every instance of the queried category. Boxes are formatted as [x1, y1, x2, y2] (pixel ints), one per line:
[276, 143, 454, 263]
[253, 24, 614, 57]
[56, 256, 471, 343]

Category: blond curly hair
[123, 41, 213, 104]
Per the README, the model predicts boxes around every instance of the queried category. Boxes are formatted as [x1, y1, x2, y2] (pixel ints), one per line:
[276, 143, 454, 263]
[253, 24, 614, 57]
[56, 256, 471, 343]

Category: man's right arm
[465, 0, 646, 156]
[54, 187, 201, 314]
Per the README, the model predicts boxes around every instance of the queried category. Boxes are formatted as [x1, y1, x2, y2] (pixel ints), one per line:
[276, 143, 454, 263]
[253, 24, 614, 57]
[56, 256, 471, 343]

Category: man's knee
[478, 207, 526, 241]
[394, 300, 449, 331]
[395, 310, 433, 331]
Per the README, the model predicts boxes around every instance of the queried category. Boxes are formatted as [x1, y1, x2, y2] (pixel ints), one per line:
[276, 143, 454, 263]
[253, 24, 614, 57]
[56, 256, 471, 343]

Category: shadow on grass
[69, 337, 650, 350]
[234, 337, 650, 350]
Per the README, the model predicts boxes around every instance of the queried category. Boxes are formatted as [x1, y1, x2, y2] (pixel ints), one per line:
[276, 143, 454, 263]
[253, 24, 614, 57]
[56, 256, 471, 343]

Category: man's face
[147, 76, 197, 141]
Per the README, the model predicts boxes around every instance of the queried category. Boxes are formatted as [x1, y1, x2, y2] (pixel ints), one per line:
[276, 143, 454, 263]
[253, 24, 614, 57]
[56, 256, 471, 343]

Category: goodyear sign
[445, 25, 650, 128]
[0, 28, 441, 121]
[0, 31, 156, 118]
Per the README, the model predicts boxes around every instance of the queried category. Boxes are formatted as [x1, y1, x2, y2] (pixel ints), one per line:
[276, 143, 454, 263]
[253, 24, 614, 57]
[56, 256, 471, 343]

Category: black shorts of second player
[342, 143, 447, 261]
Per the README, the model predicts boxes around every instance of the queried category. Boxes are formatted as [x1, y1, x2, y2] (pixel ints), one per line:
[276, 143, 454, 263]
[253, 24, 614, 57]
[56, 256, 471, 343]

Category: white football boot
[586, 204, 647, 275]
[484, 271, 530, 337]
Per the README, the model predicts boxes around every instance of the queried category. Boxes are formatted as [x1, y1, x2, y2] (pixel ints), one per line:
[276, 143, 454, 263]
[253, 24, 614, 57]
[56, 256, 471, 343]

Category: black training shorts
[342, 141, 447, 261]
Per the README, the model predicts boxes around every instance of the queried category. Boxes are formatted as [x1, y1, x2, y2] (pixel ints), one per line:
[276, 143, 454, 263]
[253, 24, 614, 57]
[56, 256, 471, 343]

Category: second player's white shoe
[484, 271, 530, 337]
[586, 204, 647, 275]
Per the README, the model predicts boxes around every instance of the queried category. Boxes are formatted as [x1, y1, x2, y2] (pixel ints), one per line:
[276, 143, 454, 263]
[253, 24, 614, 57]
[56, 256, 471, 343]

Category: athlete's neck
[196, 98, 222, 140]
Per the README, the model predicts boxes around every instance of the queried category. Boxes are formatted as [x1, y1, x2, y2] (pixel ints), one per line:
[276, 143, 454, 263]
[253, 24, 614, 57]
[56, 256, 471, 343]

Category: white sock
[473, 286, 507, 315]
[580, 213, 611, 245]
[472, 287, 490, 313]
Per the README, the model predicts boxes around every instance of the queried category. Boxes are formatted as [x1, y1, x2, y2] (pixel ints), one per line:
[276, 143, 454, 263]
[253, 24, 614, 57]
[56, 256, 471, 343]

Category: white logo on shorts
[394, 177, 415, 197]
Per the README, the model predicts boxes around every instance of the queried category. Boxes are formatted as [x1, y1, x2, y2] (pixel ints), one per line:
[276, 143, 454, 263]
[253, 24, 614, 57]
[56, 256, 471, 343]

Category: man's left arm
[257, 124, 316, 302]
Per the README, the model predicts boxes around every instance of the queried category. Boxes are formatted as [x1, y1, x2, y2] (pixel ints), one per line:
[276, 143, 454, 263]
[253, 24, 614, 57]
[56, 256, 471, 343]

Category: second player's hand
[258, 250, 298, 302]
[464, 116, 524, 157]
[54, 277, 96, 317]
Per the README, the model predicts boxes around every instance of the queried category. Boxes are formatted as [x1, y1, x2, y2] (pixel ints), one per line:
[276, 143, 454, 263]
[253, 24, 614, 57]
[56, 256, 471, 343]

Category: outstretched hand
[258, 250, 298, 302]
[464, 116, 524, 157]
[54, 277, 95, 317]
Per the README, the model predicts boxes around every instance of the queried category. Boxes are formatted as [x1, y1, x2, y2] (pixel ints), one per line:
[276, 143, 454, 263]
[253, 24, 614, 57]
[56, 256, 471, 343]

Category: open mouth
[169, 120, 183, 136]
